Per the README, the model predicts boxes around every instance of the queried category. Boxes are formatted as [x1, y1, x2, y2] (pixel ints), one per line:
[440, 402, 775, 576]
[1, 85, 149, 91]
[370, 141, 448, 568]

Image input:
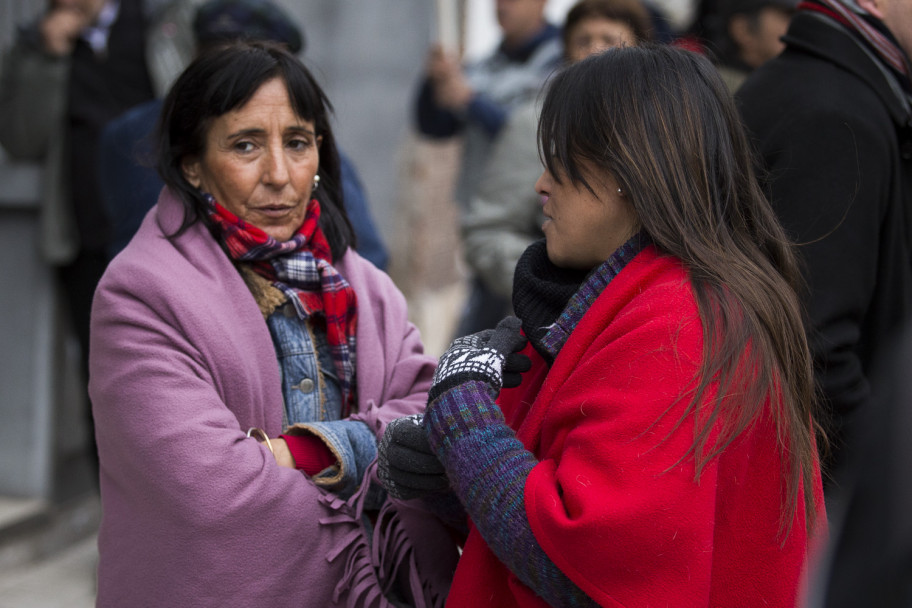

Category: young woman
[380, 44, 826, 607]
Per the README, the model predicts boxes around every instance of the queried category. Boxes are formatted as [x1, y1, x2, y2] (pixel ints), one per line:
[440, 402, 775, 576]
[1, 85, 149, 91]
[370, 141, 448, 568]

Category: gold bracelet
[246, 427, 275, 457]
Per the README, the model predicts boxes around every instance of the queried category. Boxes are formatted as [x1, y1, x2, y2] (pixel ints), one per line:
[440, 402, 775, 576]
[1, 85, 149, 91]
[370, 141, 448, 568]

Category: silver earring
[617, 187, 623, 195]
[312, 174, 320, 191]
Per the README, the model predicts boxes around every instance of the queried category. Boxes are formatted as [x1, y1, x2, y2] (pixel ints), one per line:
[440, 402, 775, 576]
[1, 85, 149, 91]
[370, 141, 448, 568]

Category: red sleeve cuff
[280, 433, 336, 476]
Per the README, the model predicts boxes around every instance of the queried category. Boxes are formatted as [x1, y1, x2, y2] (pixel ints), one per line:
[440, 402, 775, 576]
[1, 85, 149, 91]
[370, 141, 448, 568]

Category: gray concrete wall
[0, 161, 56, 498]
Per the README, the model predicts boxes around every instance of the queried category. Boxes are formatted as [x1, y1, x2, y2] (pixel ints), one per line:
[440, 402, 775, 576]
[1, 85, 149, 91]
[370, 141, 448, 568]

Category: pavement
[0, 495, 99, 608]
[0, 534, 97, 608]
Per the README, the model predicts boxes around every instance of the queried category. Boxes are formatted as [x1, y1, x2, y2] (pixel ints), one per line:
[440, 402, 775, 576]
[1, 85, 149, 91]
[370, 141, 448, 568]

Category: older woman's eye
[287, 138, 312, 151]
[234, 141, 255, 153]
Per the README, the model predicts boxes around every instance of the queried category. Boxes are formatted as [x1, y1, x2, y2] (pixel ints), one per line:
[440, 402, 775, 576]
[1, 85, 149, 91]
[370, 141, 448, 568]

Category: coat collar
[782, 11, 912, 127]
[784, 11, 912, 128]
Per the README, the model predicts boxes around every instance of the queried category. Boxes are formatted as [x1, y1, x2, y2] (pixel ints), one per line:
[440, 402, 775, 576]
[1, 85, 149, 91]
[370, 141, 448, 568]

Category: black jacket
[737, 11, 912, 465]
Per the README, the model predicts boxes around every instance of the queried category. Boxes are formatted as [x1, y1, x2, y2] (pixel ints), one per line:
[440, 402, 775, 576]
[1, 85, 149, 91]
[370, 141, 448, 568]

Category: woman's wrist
[280, 433, 336, 475]
[270, 437, 296, 468]
[247, 427, 296, 468]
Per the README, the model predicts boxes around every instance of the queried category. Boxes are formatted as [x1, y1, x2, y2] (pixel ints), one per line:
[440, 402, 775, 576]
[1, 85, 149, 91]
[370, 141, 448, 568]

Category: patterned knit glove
[428, 316, 529, 403]
[377, 414, 449, 500]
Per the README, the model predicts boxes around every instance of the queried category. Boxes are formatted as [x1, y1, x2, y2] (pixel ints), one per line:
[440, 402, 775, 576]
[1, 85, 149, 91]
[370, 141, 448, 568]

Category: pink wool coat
[89, 189, 457, 607]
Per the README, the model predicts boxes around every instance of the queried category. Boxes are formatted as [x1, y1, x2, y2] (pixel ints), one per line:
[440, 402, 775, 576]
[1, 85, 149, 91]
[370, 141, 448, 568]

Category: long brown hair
[538, 44, 821, 530]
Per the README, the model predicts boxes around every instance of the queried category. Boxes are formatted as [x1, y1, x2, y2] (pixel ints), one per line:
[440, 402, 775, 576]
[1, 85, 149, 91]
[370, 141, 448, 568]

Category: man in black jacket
[737, 0, 912, 479]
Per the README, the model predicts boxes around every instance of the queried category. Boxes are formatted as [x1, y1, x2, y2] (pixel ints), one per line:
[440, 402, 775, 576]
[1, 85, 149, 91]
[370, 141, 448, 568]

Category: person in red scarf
[88, 41, 458, 606]
[379, 45, 827, 607]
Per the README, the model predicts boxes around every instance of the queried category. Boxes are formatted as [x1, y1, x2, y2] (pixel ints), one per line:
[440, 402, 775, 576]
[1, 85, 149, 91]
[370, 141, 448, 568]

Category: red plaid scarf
[206, 194, 358, 416]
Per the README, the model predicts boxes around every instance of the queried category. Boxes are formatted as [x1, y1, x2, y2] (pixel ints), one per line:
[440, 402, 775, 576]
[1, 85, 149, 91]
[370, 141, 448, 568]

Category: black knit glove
[428, 316, 530, 403]
[377, 414, 449, 500]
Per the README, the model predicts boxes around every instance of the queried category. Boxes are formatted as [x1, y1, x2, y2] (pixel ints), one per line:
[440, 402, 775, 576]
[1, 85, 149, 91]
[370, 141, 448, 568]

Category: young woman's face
[182, 78, 322, 242]
[535, 162, 638, 269]
[566, 16, 638, 63]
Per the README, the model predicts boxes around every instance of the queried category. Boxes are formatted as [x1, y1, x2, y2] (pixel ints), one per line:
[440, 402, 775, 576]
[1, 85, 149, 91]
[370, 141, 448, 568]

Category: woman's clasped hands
[378, 316, 531, 501]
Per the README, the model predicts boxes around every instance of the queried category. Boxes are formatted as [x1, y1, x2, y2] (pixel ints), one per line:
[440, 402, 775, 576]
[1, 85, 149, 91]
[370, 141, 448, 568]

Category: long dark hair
[538, 44, 820, 530]
[157, 40, 355, 260]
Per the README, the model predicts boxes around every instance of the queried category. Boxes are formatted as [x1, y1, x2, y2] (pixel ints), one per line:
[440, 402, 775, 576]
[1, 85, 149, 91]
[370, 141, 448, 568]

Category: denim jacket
[267, 302, 377, 499]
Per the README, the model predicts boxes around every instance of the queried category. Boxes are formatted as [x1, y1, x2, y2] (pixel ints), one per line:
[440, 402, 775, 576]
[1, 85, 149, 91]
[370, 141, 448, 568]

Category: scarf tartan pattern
[205, 194, 358, 416]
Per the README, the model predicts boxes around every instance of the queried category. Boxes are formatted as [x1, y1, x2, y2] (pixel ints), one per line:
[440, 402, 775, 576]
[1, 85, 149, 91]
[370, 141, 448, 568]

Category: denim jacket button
[295, 378, 315, 393]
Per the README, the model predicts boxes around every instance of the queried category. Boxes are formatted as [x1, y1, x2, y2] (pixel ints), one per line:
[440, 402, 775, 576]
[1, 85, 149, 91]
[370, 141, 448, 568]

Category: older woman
[381, 45, 826, 607]
[88, 42, 456, 607]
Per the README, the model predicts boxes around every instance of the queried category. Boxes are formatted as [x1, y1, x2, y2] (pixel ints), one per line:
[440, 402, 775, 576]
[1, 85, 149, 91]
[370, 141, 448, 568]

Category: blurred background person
[97, 0, 390, 269]
[461, 0, 654, 327]
[696, 0, 797, 92]
[89, 41, 457, 606]
[413, 0, 563, 339]
[415, 0, 561, 211]
[736, 0, 912, 481]
[0, 0, 190, 479]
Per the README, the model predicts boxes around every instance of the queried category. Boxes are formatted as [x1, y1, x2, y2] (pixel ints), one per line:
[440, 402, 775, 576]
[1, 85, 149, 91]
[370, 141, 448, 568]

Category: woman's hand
[428, 316, 530, 404]
[378, 414, 449, 500]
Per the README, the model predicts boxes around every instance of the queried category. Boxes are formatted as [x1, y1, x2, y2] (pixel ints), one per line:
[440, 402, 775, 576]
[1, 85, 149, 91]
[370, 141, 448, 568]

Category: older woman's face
[182, 77, 321, 242]
[534, 162, 637, 269]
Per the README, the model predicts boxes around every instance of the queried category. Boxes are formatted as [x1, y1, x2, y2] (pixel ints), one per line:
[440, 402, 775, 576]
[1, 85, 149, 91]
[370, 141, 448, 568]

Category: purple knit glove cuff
[423, 380, 599, 608]
[425, 380, 507, 458]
